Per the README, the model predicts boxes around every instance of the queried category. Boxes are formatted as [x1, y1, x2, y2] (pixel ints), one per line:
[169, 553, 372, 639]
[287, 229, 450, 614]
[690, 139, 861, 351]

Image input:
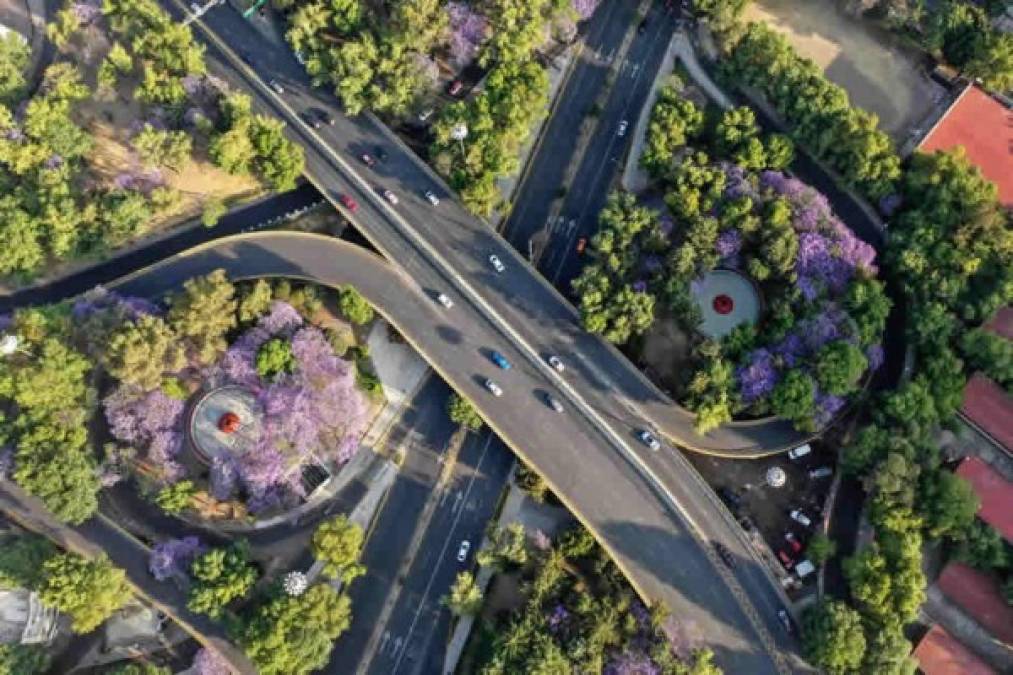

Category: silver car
[637, 430, 661, 451]
[547, 355, 564, 373]
[484, 379, 503, 397]
[456, 540, 470, 562]
[436, 293, 453, 309]
[383, 189, 398, 205]
[268, 79, 284, 94]
[425, 190, 440, 206]
[489, 254, 505, 273]
[545, 394, 563, 413]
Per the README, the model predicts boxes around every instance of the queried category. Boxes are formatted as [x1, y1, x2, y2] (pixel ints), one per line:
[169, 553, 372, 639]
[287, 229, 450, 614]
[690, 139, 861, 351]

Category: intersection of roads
[0, 2, 827, 672]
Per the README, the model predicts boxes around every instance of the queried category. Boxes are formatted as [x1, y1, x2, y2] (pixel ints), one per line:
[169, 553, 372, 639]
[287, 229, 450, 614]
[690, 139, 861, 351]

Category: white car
[809, 466, 833, 480]
[456, 540, 471, 562]
[637, 430, 661, 451]
[383, 189, 399, 205]
[268, 79, 284, 94]
[489, 254, 505, 273]
[189, 1, 202, 15]
[545, 394, 563, 413]
[417, 108, 435, 123]
[787, 443, 811, 460]
[484, 379, 503, 397]
[789, 509, 812, 527]
[547, 355, 564, 373]
[617, 119, 629, 137]
[425, 190, 440, 206]
[436, 293, 453, 309]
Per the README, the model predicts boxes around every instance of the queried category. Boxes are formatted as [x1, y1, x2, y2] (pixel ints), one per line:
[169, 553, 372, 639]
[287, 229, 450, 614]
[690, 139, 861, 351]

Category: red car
[447, 80, 464, 96]
[576, 237, 588, 254]
[777, 550, 795, 570]
[339, 194, 358, 212]
[784, 533, 803, 554]
[361, 153, 376, 167]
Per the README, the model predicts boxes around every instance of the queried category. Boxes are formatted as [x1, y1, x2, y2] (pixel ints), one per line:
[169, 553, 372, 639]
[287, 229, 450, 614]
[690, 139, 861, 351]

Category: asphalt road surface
[504, 0, 680, 290]
[108, 230, 804, 672]
[326, 377, 513, 675]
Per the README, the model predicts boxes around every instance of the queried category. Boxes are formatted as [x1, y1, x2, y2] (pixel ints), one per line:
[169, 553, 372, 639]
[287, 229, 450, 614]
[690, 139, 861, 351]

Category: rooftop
[960, 373, 1013, 454]
[983, 306, 1013, 341]
[937, 562, 1013, 644]
[917, 84, 1013, 207]
[912, 624, 996, 675]
[955, 457, 1013, 542]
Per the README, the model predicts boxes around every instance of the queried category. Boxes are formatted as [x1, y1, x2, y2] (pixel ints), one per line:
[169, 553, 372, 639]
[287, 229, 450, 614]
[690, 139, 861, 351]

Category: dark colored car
[713, 542, 736, 569]
[303, 110, 323, 129]
[448, 80, 464, 96]
[637, 18, 649, 34]
[314, 108, 335, 126]
[375, 146, 389, 162]
[717, 487, 743, 511]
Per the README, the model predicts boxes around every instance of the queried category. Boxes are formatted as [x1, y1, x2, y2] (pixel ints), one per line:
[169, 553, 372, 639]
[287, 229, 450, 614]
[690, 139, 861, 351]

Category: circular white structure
[692, 269, 761, 339]
[766, 466, 787, 488]
[189, 385, 263, 464]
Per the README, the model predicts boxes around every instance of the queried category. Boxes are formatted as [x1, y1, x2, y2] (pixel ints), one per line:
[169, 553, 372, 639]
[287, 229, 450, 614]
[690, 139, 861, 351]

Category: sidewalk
[621, 29, 732, 193]
[361, 318, 432, 449]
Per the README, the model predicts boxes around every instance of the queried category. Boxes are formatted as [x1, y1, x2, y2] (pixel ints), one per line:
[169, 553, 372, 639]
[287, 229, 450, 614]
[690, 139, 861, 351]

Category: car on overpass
[425, 190, 440, 206]
[490, 351, 511, 370]
[488, 254, 505, 273]
[382, 189, 398, 205]
[484, 379, 503, 397]
[339, 194, 358, 212]
[637, 430, 661, 451]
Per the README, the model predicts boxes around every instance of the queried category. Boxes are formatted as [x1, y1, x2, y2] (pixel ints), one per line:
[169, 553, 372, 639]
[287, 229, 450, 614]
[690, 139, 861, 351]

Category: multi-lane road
[2, 0, 814, 670]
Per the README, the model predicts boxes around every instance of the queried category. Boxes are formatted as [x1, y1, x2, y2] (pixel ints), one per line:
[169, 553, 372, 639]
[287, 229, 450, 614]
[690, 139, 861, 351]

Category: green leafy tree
[444, 571, 483, 616]
[249, 117, 305, 191]
[917, 470, 979, 539]
[640, 87, 704, 177]
[0, 32, 29, 104]
[187, 544, 258, 618]
[966, 32, 1013, 92]
[954, 520, 1009, 571]
[770, 369, 817, 431]
[763, 133, 794, 170]
[0, 644, 49, 675]
[238, 279, 275, 322]
[167, 270, 237, 365]
[806, 533, 837, 566]
[201, 197, 227, 227]
[815, 340, 868, 396]
[448, 393, 483, 430]
[154, 480, 196, 514]
[800, 601, 866, 673]
[338, 286, 374, 325]
[104, 315, 187, 391]
[311, 515, 366, 584]
[132, 124, 192, 171]
[256, 338, 297, 381]
[38, 553, 131, 634]
[476, 522, 528, 571]
[861, 623, 917, 675]
[925, 0, 989, 67]
[14, 445, 100, 525]
[960, 328, 1012, 391]
[237, 583, 351, 675]
[0, 535, 56, 590]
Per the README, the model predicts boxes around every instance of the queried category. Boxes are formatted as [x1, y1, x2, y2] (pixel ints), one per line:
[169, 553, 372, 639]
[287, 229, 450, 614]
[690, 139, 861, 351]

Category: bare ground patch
[638, 312, 693, 397]
[744, 0, 943, 138]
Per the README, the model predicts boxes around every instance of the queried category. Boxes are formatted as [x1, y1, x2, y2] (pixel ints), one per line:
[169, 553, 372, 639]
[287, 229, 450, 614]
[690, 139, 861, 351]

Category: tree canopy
[311, 514, 366, 584]
[38, 553, 132, 634]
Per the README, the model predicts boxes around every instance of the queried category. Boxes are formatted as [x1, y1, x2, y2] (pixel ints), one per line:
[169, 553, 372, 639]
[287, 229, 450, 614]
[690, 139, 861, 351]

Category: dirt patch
[744, 0, 943, 137]
[638, 312, 693, 396]
[482, 571, 525, 619]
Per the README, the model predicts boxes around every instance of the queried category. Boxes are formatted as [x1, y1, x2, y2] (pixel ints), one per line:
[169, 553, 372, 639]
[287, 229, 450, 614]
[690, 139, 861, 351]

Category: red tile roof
[937, 562, 1013, 644]
[956, 457, 1013, 542]
[983, 306, 1013, 340]
[961, 373, 1013, 454]
[913, 624, 996, 675]
[917, 85, 1013, 207]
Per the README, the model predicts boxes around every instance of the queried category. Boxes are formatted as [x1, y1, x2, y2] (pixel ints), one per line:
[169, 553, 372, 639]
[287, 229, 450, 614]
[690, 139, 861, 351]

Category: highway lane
[327, 377, 513, 675]
[371, 432, 514, 675]
[163, 3, 803, 670]
[109, 231, 788, 672]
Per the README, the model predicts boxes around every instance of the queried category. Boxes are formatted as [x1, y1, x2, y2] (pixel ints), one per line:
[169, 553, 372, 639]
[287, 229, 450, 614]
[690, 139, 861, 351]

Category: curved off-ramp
[107, 231, 805, 673]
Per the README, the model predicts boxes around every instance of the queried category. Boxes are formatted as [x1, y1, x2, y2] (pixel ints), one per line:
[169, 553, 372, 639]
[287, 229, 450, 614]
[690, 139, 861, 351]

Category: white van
[794, 559, 815, 579]
[788, 444, 811, 460]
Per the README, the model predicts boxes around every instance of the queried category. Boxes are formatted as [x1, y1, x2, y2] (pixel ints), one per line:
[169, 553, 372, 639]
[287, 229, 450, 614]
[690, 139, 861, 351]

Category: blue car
[490, 351, 512, 370]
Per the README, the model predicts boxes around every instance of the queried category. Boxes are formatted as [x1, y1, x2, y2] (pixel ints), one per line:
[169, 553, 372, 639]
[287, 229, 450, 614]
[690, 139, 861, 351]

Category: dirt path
[744, 0, 942, 137]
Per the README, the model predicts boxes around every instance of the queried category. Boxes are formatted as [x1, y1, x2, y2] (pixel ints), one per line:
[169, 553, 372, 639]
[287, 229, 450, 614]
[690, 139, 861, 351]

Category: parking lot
[684, 442, 837, 594]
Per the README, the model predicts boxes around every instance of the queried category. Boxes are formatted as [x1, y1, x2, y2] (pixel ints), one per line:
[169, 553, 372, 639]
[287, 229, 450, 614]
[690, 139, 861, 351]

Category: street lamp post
[450, 122, 468, 157]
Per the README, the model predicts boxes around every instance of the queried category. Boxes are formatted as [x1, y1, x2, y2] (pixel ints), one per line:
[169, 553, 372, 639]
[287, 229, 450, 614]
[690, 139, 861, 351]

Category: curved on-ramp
[108, 231, 798, 673]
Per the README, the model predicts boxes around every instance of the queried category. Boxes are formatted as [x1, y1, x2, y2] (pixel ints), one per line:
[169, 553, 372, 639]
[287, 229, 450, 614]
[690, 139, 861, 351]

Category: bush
[338, 286, 374, 325]
[186, 544, 258, 618]
[256, 337, 297, 380]
[447, 393, 483, 430]
[311, 515, 366, 584]
[155, 480, 196, 515]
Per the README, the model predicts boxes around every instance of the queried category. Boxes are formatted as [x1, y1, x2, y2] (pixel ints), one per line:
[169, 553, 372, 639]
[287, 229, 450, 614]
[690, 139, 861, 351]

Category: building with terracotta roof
[917, 84, 1013, 207]
[937, 562, 1013, 645]
[956, 456, 1013, 542]
[913, 624, 997, 675]
[960, 373, 1013, 455]
[983, 306, 1013, 341]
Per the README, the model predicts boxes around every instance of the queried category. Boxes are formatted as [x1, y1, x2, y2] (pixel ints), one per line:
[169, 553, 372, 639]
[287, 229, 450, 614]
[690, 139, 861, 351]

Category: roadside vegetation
[0, 273, 376, 524]
[575, 89, 888, 434]
[282, 0, 598, 216]
[680, 1, 1013, 671]
[0, 0, 303, 282]
[463, 523, 721, 673]
[0, 534, 132, 646]
[868, 0, 1013, 92]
